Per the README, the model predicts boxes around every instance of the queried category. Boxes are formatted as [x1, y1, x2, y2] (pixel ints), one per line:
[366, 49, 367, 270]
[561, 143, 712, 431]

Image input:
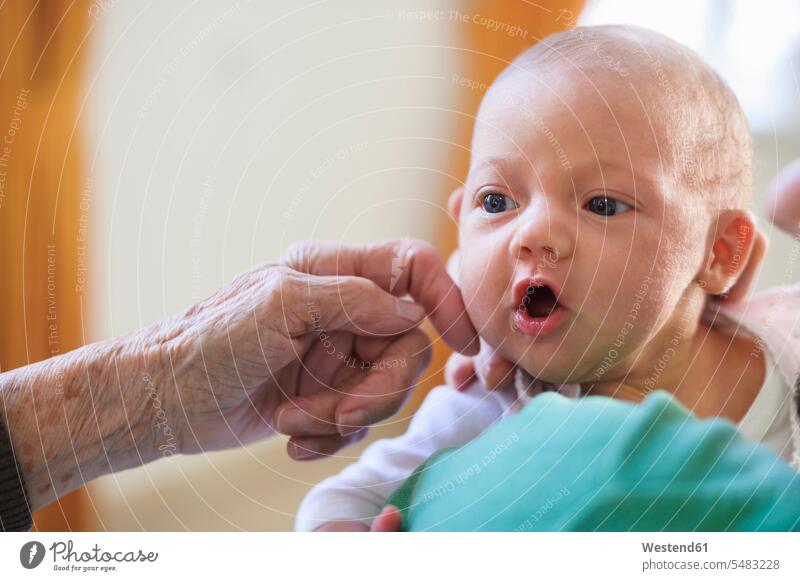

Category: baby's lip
[512, 276, 566, 312]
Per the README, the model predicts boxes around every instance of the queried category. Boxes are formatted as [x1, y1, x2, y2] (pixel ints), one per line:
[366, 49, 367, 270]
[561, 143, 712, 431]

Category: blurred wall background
[79, 0, 800, 530]
[83, 0, 583, 531]
[85, 0, 470, 531]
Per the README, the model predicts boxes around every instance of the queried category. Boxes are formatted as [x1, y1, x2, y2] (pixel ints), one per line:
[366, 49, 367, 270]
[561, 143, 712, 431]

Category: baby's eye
[481, 192, 518, 214]
[585, 196, 632, 217]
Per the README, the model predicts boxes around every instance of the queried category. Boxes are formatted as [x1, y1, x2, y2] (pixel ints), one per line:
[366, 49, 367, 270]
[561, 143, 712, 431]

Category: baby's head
[451, 24, 758, 386]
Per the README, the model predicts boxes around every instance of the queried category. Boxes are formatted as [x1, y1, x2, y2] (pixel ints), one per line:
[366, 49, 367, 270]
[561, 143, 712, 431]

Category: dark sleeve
[0, 415, 32, 532]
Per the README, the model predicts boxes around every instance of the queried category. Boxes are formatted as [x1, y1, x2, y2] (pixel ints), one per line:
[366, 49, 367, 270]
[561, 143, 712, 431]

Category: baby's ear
[696, 210, 759, 297]
[447, 186, 465, 218]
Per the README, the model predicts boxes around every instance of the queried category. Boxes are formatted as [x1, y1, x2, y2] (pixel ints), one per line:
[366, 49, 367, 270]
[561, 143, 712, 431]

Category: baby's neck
[582, 321, 766, 422]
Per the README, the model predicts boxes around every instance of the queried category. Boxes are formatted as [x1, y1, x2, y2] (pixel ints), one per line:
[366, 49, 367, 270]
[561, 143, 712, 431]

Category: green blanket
[386, 391, 800, 531]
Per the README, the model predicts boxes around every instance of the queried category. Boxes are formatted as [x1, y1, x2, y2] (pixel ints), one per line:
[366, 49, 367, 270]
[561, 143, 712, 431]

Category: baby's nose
[508, 200, 574, 262]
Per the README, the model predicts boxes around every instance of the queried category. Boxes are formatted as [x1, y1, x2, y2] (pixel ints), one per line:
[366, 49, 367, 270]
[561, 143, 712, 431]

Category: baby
[295, 24, 800, 531]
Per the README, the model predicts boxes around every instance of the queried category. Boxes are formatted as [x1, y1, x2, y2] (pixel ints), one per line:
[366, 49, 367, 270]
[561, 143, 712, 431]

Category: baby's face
[458, 70, 711, 384]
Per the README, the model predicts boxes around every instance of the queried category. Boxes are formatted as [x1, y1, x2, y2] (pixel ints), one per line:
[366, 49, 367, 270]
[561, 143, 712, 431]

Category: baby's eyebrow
[469, 156, 526, 181]
[588, 158, 663, 191]
[472, 155, 658, 184]
[471, 158, 500, 174]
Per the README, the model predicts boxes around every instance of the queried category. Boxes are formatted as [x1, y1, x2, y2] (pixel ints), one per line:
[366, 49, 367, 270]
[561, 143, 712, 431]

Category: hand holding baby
[143, 239, 478, 461]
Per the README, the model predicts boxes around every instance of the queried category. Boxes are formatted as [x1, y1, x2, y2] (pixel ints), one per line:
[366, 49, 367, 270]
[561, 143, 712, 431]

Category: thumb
[305, 274, 426, 337]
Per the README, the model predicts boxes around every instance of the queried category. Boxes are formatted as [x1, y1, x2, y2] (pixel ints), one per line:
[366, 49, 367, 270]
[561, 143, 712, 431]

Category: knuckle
[340, 276, 380, 313]
[263, 265, 294, 303]
[262, 265, 311, 333]
[282, 241, 312, 270]
[283, 240, 340, 274]
[349, 275, 378, 300]
[406, 239, 438, 265]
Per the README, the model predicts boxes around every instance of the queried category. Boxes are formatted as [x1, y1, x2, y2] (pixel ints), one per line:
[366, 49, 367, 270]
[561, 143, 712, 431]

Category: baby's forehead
[483, 43, 690, 138]
[473, 68, 676, 173]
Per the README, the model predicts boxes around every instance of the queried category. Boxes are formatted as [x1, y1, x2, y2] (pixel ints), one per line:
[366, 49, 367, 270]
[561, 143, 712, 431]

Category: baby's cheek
[578, 257, 663, 342]
[606, 269, 679, 346]
[459, 264, 509, 341]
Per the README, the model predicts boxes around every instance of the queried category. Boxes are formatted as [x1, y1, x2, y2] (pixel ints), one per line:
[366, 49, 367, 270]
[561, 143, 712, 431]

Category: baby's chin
[502, 346, 582, 385]
[503, 339, 610, 385]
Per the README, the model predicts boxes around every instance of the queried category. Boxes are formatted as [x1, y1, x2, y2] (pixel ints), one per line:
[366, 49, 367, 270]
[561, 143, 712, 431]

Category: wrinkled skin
[1, 239, 478, 510]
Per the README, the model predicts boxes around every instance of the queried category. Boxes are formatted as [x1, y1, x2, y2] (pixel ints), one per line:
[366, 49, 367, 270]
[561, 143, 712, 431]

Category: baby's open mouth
[513, 279, 567, 336]
[521, 284, 560, 318]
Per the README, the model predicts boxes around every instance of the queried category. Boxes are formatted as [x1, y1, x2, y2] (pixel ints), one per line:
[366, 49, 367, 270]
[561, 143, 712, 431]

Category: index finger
[283, 239, 479, 355]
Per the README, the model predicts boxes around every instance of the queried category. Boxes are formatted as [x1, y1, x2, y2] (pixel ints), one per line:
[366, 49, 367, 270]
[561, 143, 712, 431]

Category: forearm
[0, 333, 164, 510]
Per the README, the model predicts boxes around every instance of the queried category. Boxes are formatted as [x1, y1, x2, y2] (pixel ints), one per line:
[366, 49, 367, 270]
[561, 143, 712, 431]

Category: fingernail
[290, 440, 319, 461]
[344, 427, 369, 446]
[276, 406, 305, 434]
[395, 299, 425, 322]
[275, 406, 290, 433]
[337, 409, 369, 437]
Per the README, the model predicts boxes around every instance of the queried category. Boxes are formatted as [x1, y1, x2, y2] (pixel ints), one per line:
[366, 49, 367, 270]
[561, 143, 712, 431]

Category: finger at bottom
[477, 350, 516, 390]
[370, 505, 403, 532]
[314, 521, 370, 532]
[275, 391, 344, 437]
[334, 329, 431, 436]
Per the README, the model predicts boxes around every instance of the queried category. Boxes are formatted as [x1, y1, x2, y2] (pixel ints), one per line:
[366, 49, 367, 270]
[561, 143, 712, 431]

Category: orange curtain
[0, 0, 93, 531]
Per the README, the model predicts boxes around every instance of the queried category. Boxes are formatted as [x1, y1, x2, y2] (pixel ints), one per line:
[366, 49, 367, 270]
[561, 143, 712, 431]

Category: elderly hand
[0, 239, 477, 511]
[164, 239, 478, 459]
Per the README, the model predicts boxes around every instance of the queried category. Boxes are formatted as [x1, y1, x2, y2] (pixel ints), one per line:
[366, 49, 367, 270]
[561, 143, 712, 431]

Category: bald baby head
[484, 24, 752, 214]
[457, 25, 760, 387]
